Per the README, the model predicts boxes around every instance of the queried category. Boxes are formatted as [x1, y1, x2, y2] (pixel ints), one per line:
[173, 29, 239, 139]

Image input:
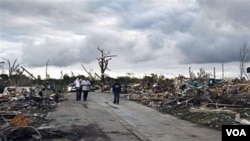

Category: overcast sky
[1, 0, 250, 79]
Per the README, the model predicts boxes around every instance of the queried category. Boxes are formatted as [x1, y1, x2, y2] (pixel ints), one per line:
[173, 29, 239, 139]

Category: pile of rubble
[0, 85, 65, 140]
[123, 76, 250, 131]
[1, 75, 250, 139]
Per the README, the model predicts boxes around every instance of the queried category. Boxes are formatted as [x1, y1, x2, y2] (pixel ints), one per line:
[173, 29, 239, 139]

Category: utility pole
[222, 61, 224, 79]
[213, 67, 216, 79]
[46, 59, 49, 80]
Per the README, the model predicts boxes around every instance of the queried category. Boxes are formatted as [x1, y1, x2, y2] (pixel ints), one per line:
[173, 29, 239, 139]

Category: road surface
[42, 92, 221, 141]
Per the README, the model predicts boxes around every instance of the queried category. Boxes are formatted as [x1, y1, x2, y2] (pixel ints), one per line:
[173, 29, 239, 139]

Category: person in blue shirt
[112, 79, 121, 105]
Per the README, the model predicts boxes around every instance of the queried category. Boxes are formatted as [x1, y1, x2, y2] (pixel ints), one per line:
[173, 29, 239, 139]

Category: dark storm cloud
[21, 38, 81, 67]
[176, 35, 240, 64]
[175, 0, 250, 64]
[0, 0, 249, 78]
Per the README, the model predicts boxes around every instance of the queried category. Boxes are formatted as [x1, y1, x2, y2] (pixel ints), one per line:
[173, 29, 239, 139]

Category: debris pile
[123, 76, 250, 130]
[0, 86, 64, 140]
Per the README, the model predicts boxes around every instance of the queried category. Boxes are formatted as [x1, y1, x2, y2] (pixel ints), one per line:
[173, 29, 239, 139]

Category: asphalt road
[42, 92, 222, 141]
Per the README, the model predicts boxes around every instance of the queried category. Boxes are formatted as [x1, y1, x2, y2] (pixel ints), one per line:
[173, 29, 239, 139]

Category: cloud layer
[1, 0, 250, 78]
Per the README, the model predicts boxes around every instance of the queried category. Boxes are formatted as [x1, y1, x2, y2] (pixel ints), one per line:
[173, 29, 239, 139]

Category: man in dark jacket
[112, 79, 121, 105]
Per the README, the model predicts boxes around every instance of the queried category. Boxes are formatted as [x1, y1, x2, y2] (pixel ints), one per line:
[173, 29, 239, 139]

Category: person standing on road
[79, 77, 83, 100]
[82, 78, 91, 101]
[112, 79, 121, 105]
[74, 77, 81, 101]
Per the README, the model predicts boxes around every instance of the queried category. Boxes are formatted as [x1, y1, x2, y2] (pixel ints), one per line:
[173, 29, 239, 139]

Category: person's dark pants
[113, 92, 120, 104]
[76, 87, 81, 101]
[79, 87, 82, 100]
[83, 90, 89, 101]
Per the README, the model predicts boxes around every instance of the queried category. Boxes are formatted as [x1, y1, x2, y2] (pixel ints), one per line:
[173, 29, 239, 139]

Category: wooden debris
[189, 107, 236, 114]
[8, 113, 27, 127]
[207, 103, 244, 108]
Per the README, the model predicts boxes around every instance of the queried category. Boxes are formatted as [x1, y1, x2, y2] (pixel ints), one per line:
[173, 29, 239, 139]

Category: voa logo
[226, 129, 246, 136]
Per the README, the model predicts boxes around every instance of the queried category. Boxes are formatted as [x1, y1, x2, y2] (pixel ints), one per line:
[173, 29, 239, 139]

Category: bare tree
[189, 67, 196, 80]
[126, 73, 134, 78]
[60, 70, 63, 79]
[71, 71, 74, 77]
[5, 58, 21, 85]
[239, 42, 248, 80]
[0, 61, 4, 73]
[96, 46, 117, 85]
[81, 63, 96, 81]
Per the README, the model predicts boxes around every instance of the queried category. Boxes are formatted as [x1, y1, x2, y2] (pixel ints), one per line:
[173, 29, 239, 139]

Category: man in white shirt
[74, 77, 81, 101]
